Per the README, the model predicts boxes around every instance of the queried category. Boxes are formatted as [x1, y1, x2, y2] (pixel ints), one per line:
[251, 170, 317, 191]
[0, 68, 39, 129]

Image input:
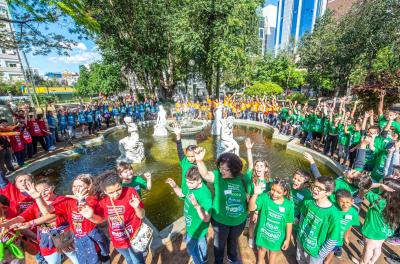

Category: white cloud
[49, 50, 101, 64]
[74, 42, 88, 51]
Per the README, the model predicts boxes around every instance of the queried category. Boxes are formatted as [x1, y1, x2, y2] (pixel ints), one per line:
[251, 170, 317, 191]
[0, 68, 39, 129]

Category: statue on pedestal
[153, 105, 168, 137]
[211, 105, 223, 136]
[117, 117, 145, 163]
[219, 116, 239, 156]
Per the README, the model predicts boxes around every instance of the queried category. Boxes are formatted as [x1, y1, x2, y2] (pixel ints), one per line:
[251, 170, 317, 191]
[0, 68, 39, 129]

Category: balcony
[0, 66, 23, 73]
[0, 53, 19, 60]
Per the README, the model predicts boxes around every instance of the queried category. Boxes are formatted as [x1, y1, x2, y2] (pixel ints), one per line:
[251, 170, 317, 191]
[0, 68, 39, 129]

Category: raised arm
[173, 123, 185, 161]
[194, 147, 215, 183]
[350, 100, 358, 119]
[304, 152, 322, 178]
[378, 90, 385, 116]
[245, 138, 254, 171]
[166, 178, 184, 198]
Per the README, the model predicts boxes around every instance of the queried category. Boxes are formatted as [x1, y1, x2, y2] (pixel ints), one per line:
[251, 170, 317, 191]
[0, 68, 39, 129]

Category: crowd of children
[0, 92, 398, 264]
[0, 96, 161, 174]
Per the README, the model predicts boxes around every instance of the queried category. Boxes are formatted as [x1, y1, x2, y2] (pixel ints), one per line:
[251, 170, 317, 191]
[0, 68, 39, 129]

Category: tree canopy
[244, 81, 283, 97]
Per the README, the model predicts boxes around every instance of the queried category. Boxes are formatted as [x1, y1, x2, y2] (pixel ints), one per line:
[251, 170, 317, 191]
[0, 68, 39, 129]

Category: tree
[1, 0, 99, 55]
[251, 52, 306, 93]
[244, 81, 283, 96]
[75, 61, 127, 96]
[298, 0, 400, 102]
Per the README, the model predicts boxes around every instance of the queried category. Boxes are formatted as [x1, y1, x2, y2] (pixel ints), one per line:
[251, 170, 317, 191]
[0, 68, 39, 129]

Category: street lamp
[189, 60, 195, 99]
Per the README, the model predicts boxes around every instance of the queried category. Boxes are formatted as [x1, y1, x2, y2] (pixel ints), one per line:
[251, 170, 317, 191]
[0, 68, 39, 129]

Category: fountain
[117, 116, 145, 163]
[153, 105, 168, 137]
[31, 124, 336, 230]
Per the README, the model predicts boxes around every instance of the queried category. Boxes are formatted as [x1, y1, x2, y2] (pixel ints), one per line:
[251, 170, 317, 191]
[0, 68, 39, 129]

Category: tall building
[0, 0, 24, 82]
[259, 2, 278, 55]
[262, 0, 327, 54]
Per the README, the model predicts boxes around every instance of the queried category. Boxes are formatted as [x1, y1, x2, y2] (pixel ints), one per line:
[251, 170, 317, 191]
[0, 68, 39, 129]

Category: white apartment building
[0, 0, 24, 82]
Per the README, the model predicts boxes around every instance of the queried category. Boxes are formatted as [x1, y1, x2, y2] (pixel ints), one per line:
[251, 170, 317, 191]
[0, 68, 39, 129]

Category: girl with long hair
[245, 138, 272, 248]
[249, 178, 294, 264]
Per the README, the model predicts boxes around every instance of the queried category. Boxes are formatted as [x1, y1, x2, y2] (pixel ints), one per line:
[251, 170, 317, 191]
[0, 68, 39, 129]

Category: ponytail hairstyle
[252, 159, 271, 185]
[270, 178, 291, 200]
[380, 178, 400, 230]
[73, 174, 94, 196]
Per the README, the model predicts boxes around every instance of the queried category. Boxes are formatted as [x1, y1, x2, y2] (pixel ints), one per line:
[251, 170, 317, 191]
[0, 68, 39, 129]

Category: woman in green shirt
[195, 147, 249, 264]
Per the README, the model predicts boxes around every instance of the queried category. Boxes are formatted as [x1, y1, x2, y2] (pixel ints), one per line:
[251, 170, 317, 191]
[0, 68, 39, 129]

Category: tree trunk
[216, 64, 221, 99]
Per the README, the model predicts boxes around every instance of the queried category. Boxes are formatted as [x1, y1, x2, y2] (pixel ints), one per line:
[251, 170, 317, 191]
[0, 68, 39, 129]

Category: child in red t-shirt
[42, 174, 110, 263]
[26, 110, 48, 155]
[0, 178, 79, 264]
[81, 170, 146, 264]
[8, 124, 25, 167]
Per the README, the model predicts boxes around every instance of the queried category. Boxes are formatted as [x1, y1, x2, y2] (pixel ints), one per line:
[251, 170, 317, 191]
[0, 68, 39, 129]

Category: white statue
[153, 105, 168, 136]
[117, 117, 145, 163]
[211, 105, 223, 135]
[219, 116, 239, 156]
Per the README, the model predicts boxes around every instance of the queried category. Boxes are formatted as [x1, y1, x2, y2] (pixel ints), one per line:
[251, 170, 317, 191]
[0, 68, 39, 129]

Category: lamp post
[189, 60, 195, 99]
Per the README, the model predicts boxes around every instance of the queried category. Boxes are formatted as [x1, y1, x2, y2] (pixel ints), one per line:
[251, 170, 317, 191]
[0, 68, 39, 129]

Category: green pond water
[33, 125, 335, 230]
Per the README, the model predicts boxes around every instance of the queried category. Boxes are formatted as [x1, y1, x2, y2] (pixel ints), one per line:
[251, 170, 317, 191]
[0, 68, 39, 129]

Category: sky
[25, 23, 101, 75]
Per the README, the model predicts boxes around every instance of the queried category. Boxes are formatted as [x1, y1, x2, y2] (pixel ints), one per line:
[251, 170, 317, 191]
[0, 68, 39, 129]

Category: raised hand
[129, 195, 140, 209]
[165, 178, 177, 188]
[23, 181, 41, 199]
[303, 152, 315, 165]
[172, 122, 181, 136]
[194, 147, 206, 161]
[66, 187, 89, 201]
[245, 138, 254, 150]
[143, 172, 152, 180]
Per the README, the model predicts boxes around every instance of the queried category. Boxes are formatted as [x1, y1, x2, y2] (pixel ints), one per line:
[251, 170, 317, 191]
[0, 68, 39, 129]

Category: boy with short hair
[166, 166, 212, 264]
[116, 162, 152, 197]
[325, 189, 360, 264]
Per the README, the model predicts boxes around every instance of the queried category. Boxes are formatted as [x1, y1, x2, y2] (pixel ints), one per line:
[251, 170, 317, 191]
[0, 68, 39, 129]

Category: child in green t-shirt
[325, 189, 360, 264]
[117, 162, 152, 197]
[290, 169, 312, 230]
[249, 178, 294, 264]
[245, 138, 272, 249]
[166, 166, 212, 264]
[357, 178, 400, 264]
[296, 176, 341, 264]
[173, 123, 198, 195]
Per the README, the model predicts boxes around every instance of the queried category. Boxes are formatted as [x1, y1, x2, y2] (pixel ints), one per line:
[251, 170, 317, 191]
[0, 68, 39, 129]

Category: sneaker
[248, 238, 254, 249]
[386, 256, 400, 264]
[387, 236, 400, 246]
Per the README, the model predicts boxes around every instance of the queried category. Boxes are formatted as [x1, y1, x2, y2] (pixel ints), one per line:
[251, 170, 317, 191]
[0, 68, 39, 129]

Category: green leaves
[75, 61, 126, 96]
[244, 81, 283, 96]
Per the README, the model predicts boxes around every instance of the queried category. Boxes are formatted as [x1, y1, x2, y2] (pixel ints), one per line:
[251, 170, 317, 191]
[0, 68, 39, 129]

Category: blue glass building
[274, 0, 327, 52]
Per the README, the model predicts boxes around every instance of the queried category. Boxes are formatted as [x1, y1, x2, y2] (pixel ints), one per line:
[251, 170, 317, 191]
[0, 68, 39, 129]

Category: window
[9, 63, 17, 68]
[259, 28, 265, 39]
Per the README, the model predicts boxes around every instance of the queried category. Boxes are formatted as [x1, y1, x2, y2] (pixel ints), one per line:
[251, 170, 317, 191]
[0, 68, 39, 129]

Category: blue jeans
[43, 250, 79, 264]
[115, 247, 145, 264]
[185, 234, 207, 264]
